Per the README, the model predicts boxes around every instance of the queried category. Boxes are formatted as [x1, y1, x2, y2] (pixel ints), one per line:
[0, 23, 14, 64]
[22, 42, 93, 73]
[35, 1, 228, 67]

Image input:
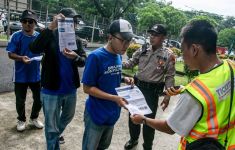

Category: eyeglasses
[112, 34, 131, 45]
[21, 19, 34, 24]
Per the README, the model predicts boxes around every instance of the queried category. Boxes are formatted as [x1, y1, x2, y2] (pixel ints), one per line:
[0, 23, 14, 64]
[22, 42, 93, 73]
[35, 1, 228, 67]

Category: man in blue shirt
[82, 19, 135, 150]
[6, 10, 44, 132]
[29, 8, 87, 150]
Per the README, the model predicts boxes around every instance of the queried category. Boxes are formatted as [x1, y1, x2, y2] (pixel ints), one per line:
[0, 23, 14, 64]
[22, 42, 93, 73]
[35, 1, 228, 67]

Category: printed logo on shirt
[216, 79, 234, 101]
[104, 65, 122, 75]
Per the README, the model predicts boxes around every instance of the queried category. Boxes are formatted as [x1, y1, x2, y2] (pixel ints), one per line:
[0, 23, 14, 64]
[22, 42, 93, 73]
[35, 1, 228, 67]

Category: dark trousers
[14, 82, 41, 122]
[128, 86, 159, 150]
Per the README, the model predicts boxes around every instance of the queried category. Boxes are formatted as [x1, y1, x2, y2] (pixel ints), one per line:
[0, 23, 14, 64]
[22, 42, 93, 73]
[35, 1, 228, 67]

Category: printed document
[58, 18, 77, 52]
[115, 85, 152, 115]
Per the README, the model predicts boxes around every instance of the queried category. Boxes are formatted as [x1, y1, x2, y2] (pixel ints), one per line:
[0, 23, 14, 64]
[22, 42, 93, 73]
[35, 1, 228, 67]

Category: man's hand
[22, 56, 31, 64]
[62, 48, 78, 59]
[165, 86, 184, 96]
[160, 96, 170, 111]
[123, 77, 134, 87]
[130, 114, 145, 124]
[113, 96, 128, 107]
[48, 13, 65, 30]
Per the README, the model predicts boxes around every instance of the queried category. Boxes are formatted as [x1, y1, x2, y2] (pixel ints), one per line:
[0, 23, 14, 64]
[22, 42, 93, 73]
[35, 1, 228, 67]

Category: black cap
[147, 24, 167, 36]
[109, 19, 136, 41]
[59, 8, 82, 19]
[20, 10, 38, 23]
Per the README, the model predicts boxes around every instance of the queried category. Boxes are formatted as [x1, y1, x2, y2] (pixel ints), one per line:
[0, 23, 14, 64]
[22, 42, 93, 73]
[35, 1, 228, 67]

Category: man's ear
[191, 44, 200, 57]
[107, 34, 113, 41]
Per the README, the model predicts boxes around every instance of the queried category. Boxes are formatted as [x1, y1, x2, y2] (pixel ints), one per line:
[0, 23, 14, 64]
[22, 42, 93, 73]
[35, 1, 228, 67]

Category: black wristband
[121, 77, 125, 83]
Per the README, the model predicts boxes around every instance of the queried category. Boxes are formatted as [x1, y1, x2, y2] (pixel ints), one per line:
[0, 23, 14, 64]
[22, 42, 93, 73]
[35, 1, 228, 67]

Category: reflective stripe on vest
[190, 79, 219, 136]
[219, 120, 235, 134]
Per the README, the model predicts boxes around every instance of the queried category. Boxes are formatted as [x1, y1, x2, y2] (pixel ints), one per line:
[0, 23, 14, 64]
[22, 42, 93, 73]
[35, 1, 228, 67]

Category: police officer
[123, 24, 176, 150]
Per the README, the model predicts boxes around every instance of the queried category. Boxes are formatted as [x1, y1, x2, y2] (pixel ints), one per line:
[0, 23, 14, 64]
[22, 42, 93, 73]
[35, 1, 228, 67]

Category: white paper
[30, 55, 43, 61]
[58, 18, 77, 52]
[115, 85, 152, 115]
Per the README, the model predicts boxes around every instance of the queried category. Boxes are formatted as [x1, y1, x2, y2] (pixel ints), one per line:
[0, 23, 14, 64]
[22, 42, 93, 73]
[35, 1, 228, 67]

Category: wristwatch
[142, 117, 147, 125]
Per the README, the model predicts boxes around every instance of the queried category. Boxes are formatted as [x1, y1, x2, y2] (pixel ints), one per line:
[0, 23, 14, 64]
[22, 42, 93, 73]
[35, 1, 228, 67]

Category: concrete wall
[0, 46, 14, 93]
[0, 42, 100, 93]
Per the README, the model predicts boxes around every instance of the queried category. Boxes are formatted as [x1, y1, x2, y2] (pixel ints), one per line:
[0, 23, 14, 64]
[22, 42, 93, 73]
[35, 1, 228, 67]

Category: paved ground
[0, 87, 180, 150]
[0, 41, 179, 150]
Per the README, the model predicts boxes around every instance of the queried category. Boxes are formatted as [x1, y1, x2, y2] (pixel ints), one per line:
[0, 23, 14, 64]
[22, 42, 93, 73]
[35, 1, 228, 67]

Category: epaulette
[165, 47, 173, 54]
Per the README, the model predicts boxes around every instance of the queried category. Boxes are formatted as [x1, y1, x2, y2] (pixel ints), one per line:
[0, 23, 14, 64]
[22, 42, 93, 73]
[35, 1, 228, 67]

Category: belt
[134, 76, 164, 89]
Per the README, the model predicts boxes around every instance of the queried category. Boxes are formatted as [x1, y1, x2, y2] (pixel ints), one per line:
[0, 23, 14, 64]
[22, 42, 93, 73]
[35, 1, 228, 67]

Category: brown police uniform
[123, 45, 176, 150]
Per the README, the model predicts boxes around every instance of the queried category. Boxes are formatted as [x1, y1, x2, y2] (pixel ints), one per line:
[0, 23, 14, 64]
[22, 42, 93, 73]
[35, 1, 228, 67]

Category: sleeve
[123, 48, 142, 69]
[81, 53, 98, 86]
[166, 92, 202, 136]
[6, 34, 18, 53]
[165, 53, 176, 88]
[73, 37, 87, 67]
[29, 28, 54, 54]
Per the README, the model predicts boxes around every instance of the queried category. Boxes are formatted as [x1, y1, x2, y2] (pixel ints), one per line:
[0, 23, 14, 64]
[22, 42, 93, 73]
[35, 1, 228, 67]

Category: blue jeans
[41, 92, 77, 150]
[82, 108, 114, 150]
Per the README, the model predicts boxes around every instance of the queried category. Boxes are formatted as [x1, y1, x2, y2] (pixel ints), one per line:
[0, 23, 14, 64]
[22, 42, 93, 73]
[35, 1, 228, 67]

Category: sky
[166, 0, 235, 17]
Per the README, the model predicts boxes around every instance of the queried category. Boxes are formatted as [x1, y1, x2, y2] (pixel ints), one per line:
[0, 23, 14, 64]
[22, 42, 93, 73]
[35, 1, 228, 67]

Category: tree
[189, 15, 218, 27]
[161, 6, 187, 39]
[218, 28, 235, 49]
[137, 2, 165, 32]
[219, 16, 235, 31]
[93, 0, 138, 19]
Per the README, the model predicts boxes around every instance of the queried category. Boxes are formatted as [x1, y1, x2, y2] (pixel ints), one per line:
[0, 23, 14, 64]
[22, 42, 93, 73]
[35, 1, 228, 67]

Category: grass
[175, 61, 184, 72]
[0, 34, 7, 41]
[175, 75, 188, 86]
[123, 61, 189, 86]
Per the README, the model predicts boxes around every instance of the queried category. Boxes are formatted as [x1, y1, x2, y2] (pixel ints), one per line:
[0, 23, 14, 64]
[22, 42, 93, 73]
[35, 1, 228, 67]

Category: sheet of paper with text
[115, 85, 152, 115]
[58, 18, 77, 52]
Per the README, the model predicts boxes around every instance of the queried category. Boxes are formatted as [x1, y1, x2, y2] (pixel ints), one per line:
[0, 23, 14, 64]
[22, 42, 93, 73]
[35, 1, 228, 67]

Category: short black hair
[180, 20, 217, 55]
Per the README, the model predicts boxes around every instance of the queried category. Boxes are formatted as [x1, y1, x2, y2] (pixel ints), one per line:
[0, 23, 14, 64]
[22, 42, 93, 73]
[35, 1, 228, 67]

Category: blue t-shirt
[42, 47, 76, 95]
[82, 47, 122, 126]
[6, 30, 40, 83]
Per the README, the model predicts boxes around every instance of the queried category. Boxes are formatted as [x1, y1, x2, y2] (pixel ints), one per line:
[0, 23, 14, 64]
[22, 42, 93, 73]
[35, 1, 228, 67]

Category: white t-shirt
[166, 92, 202, 136]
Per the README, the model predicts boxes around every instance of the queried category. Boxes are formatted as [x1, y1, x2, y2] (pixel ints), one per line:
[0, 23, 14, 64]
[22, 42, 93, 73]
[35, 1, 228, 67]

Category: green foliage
[0, 34, 7, 41]
[184, 10, 223, 25]
[161, 6, 187, 38]
[136, 1, 186, 38]
[170, 47, 181, 57]
[218, 28, 235, 48]
[218, 16, 235, 31]
[137, 2, 165, 30]
[189, 15, 218, 27]
[126, 43, 141, 59]
[175, 62, 184, 72]
[175, 75, 188, 86]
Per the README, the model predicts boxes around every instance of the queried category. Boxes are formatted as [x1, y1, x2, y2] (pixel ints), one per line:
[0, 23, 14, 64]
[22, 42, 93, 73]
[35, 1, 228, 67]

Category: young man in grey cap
[81, 19, 135, 150]
[29, 8, 86, 149]
[123, 24, 176, 150]
[6, 9, 44, 132]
